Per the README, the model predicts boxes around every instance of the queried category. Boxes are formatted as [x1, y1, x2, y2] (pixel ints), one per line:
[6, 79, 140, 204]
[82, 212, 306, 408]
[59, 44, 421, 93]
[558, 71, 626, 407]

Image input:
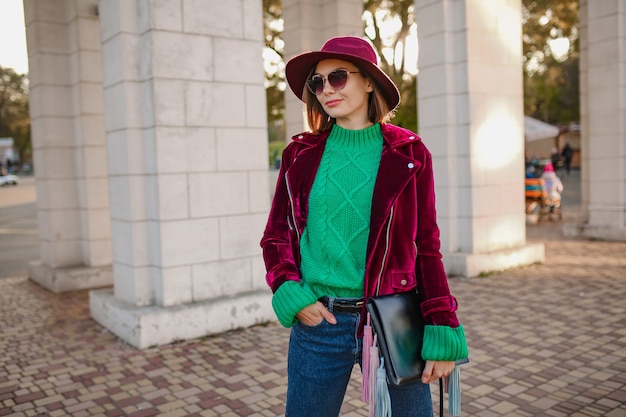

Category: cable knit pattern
[271, 124, 383, 327]
[300, 123, 383, 297]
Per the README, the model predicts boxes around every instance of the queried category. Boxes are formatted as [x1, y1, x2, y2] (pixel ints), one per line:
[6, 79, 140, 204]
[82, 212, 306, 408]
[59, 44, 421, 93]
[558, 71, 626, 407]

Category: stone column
[569, 0, 626, 241]
[415, 0, 544, 277]
[282, 0, 362, 136]
[24, 0, 113, 292]
[89, 0, 274, 349]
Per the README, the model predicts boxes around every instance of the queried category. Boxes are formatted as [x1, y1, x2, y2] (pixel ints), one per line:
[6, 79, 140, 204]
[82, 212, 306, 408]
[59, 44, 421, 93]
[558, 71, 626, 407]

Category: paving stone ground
[1, 171, 625, 416]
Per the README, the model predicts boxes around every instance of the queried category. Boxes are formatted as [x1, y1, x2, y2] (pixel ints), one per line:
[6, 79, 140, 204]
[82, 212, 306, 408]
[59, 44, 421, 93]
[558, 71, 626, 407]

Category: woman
[260, 36, 468, 416]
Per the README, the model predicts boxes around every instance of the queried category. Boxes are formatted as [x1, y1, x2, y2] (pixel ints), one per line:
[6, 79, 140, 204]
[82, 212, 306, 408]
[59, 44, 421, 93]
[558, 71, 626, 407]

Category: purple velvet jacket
[261, 123, 461, 332]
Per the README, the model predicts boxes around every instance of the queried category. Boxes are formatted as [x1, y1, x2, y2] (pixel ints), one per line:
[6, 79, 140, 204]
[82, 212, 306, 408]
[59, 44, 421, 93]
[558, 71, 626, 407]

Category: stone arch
[22, 0, 625, 347]
[282, 0, 626, 269]
[24, 0, 274, 348]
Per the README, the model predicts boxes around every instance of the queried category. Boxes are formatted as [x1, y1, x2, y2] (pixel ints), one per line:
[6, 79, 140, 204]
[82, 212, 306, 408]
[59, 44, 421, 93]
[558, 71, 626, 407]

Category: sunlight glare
[473, 108, 522, 171]
[548, 37, 570, 61]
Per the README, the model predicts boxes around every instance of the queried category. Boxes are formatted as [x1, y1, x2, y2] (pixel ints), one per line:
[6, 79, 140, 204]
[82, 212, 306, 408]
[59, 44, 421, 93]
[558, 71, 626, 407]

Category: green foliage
[262, 1, 581, 136]
[263, 0, 285, 127]
[363, 0, 417, 132]
[522, 0, 578, 69]
[268, 140, 286, 168]
[522, 0, 579, 125]
[0, 66, 30, 164]
[524, 55, 579, 124]
[392, 76, 417, 131]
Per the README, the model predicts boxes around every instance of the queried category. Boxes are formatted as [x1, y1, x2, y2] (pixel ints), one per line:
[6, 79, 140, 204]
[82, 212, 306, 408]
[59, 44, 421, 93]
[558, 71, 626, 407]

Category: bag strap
[439, 378, 444, 416]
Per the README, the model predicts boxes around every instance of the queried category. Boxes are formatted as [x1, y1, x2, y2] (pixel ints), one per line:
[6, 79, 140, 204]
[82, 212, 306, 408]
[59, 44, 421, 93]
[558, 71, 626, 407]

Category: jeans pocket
[297, 317, 327, 328]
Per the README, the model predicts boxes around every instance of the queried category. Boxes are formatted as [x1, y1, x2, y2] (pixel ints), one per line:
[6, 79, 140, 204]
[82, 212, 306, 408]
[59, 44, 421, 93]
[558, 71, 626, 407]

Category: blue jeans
[286, 299, 433, 417]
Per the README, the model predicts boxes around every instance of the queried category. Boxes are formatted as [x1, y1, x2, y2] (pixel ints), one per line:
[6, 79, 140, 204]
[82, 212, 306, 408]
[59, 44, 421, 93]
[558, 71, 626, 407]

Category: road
[0, 176, 39, 278]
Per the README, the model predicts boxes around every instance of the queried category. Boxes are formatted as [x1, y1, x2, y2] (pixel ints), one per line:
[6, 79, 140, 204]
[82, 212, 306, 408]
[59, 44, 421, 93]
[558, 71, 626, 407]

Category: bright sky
[0, 0, 29, 74]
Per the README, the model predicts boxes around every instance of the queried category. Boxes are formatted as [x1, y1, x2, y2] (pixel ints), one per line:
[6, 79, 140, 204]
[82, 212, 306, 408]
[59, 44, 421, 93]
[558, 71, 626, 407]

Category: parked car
[0, 174, 19, 186]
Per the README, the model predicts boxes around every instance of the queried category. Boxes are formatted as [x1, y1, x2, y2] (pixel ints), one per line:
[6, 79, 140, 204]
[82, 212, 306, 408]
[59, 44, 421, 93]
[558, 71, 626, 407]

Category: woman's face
[311, 59, 373, 130]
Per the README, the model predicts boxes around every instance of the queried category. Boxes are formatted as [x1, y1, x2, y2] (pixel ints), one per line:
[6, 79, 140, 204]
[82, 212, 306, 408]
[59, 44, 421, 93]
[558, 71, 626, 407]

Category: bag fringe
[448, 364, 462, 416]
[375, 358, 392, 417]
[368, 335, 379, 417]
[362, 314, 373, 403]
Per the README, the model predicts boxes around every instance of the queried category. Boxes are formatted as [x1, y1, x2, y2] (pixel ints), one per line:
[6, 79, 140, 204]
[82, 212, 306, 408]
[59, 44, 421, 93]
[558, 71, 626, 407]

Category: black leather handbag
[366, 290, 468, 415]
[365, 290, 425, 386]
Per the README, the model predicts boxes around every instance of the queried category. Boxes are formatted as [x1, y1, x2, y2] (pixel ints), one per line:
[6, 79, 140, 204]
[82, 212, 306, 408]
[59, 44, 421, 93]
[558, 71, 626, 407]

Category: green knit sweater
[271, 124, 468, 362]
[272, 123, 383, 326]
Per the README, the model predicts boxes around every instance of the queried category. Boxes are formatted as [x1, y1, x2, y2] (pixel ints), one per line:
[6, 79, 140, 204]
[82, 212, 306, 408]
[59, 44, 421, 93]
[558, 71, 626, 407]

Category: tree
[0, 66, 30, 166]
[263, 0, 286, 144]
[262, 0, 288, 166]
[363, 0, 418, 131]
[522, 0, 578, 70]
[522, 0, 579, 125]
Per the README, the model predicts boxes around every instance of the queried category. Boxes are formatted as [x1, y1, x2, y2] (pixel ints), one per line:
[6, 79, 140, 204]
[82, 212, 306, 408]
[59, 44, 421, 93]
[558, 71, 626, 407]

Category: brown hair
[303, 67, 395, 134]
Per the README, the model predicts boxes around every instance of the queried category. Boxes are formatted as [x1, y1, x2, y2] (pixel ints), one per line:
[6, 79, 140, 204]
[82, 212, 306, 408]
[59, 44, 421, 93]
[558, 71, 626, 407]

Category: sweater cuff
[421, 324, 469, 361]
[272, 280, 319, 328]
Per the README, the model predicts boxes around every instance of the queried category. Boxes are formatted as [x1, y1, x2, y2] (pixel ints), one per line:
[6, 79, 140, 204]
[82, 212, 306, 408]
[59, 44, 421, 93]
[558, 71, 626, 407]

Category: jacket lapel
[367, 146, 419, 256]
[285, 126, 421, 258]
[285, 132, 328, 234]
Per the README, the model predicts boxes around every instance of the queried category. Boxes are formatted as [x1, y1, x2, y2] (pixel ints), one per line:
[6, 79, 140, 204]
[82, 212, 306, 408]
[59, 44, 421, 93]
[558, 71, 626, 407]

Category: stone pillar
[89, 0, 274, 349]
[24, 0, 113, 292]
[568, 0, 626, 241]
[415, 0, 544, 277]
[282, 0, 362, 136]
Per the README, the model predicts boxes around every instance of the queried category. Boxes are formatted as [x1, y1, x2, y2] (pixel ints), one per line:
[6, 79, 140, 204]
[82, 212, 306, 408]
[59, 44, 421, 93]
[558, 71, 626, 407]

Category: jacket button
[297, 135, 303, 139]
[409, 136, 415, 140]
[400, 279, 407, 285]
[407, 163, 414, 169]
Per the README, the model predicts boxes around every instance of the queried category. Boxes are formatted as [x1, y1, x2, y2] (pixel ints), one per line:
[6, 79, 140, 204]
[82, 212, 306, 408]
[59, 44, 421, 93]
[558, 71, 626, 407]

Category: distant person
[550, 147, 564, 174]
[541, 163, 564, 210]
[561, 143, 574, 175]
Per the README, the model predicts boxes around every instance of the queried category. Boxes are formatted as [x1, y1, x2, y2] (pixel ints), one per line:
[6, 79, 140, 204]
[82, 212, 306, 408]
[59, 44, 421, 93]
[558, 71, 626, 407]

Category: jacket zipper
[285, 171, 301, 242]
[375, 206, 394, 296]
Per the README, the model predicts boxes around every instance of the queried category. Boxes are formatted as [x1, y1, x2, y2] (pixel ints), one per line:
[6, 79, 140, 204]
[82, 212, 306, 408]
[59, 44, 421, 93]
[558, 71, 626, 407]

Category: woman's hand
[295, 301, 337, 326]
[421, 360, 455, 384]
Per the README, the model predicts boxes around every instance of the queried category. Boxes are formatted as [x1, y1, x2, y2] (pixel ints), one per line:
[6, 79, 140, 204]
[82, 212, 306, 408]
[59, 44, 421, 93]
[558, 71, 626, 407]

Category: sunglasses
[306, 69, 360, 95]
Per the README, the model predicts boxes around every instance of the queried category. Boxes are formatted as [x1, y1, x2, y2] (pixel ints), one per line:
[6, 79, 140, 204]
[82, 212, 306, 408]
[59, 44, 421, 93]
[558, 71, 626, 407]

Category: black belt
[318, 296, 364, 313]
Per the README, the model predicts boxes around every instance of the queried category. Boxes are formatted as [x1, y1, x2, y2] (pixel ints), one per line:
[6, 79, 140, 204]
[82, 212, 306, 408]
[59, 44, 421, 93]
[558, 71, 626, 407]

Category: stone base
[563, 223, 626, 242]
[29, 261, 113, 293]
[90, 289, 275, 349]
[444, 242, 545, 278]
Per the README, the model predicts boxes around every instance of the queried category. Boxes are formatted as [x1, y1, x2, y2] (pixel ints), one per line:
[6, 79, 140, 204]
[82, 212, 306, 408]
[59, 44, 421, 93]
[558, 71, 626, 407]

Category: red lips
[325, 99, 342, 107]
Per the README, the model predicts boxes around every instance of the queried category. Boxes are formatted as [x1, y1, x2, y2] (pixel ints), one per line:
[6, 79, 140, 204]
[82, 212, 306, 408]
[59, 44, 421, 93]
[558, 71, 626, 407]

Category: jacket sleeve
[260, 144, 302, 293]
[413, 143, 469, 361]
[413, 144, 460, 327]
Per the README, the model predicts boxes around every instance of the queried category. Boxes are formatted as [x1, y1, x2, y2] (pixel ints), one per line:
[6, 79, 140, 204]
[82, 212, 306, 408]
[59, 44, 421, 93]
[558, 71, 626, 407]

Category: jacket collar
[286, 122, 422, 268]
[291, 123, 421, 149]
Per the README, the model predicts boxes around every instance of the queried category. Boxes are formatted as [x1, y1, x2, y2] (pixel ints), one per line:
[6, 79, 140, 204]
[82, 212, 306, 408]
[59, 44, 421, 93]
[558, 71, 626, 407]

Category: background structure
[21, 0, 626, 348]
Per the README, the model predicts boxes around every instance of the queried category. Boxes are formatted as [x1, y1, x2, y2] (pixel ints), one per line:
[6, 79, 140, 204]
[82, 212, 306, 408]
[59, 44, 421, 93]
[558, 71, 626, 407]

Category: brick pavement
[1, 171, 626, 416]
[2, 229, 625, 416]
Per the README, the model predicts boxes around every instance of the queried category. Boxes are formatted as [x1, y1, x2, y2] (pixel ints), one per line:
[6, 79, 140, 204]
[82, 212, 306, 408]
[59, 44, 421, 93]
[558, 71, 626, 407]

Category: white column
[415, 0, 544, 277]
[282, 0, 362, 136]
[24, 0, 113, 292]
[90, 0, 274, 348]
[569, 0, 626, 241]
